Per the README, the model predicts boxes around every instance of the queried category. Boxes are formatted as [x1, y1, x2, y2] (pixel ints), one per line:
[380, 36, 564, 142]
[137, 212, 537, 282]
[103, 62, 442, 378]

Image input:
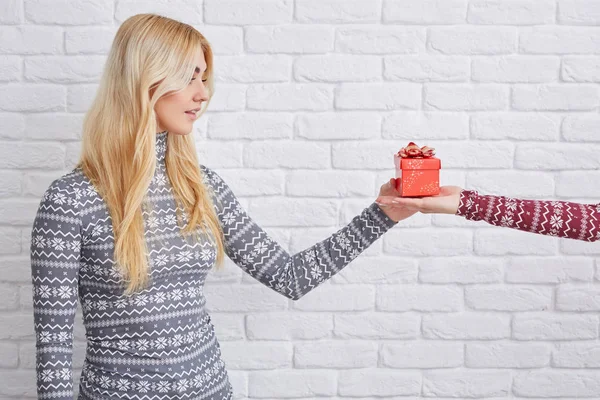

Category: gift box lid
[394, 154, 441, 170]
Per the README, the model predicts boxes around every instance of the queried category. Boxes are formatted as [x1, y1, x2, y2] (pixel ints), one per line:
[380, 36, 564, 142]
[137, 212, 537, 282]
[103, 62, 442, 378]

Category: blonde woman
[30, 14, 414, 400]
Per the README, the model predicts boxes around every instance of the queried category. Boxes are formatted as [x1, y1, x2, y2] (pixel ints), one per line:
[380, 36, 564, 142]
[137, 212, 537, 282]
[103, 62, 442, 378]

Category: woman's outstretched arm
[457, 189, 600, 242]
[30, 176, 82, 399]
[376, 184, 600, 242]
[201, 166, 407, 300]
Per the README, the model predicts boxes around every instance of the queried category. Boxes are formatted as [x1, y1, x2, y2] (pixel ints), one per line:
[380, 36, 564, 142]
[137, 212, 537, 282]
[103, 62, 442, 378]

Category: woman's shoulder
[40, 167, 97, 210]
[199, 164, 225, 188]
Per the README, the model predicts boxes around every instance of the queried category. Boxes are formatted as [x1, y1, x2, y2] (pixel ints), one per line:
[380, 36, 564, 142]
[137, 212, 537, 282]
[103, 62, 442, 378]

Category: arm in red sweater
[456, 189, 600, 242]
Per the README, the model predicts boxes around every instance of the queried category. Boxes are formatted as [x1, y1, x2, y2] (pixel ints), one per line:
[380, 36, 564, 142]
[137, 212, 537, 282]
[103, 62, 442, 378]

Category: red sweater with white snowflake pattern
[456, 189, 600, 242]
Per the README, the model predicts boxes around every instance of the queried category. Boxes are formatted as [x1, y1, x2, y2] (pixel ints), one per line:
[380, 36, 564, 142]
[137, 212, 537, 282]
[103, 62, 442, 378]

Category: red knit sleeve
[456, 189, 600, 242]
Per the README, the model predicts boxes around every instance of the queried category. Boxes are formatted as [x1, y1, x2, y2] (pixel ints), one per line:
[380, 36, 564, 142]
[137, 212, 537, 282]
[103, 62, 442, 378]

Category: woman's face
[154, 51, 209, 136]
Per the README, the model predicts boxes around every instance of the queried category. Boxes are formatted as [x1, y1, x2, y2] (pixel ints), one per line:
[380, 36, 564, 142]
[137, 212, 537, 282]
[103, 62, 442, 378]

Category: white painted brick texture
[1, 0, 599, 398]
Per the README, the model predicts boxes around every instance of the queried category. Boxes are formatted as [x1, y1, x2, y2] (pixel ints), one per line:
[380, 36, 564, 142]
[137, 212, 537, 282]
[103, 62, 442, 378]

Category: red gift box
[393, 142, 441, 197]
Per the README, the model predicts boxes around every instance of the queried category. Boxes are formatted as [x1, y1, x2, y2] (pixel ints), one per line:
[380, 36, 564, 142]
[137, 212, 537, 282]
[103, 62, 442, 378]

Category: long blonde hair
[77, 13, 225, 295]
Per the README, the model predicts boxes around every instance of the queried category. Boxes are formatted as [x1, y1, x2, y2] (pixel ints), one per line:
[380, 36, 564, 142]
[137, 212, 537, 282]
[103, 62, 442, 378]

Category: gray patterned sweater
[30, 131, 398, 399]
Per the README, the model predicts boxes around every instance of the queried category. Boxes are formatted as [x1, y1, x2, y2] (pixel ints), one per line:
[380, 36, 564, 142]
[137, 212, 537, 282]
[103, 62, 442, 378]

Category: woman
[30, 14, 414, 400]
[377, 184, 600, 242]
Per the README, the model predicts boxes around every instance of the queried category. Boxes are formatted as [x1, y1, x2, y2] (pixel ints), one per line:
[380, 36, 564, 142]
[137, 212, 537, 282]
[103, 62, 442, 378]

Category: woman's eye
[189, 77, 208, 85]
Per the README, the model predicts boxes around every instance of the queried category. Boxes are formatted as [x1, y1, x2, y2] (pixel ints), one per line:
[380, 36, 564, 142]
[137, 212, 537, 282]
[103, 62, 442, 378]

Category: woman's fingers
[375, 195, 422, 209]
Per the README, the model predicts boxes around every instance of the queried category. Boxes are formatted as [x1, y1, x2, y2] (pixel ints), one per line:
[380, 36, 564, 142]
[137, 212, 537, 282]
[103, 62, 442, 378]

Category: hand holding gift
[378, 141, 462, 214]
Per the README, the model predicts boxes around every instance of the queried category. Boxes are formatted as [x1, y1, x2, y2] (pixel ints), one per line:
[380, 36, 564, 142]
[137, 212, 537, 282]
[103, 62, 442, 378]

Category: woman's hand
[376, 178, 419, 223]
[376, 184, 463, 215]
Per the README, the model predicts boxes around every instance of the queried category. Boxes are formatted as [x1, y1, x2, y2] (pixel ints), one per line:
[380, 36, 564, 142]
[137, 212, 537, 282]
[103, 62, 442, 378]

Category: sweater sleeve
[456, 189, 600, 242]
[201, 166, 397, 300]
[30, 177, 82, 399]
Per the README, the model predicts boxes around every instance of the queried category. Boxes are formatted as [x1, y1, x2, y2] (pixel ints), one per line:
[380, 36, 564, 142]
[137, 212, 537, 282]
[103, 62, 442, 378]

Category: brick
[471, 112, 560, 141]
[558, 0, 600, 25]
[334, 313, 419, 339]
[194, 26, 243, 55]
[0, 370, 36, 397]
[26, 114, 83, 140]
[0, 0, 22, 24]
[562, 56, 600, 82]
[292, 284, 374, 311]
[0, 142, 63, 169]
[297, 112, 380, 139]
[465, 285, 552, 311]
[475, 229, 559, 255]
[336, 27, 425, 54]
[246, 26, 333, 53]
[247, 83, 332, 111]
[382, 342, 463, 368]
[556, 285, 600, 311]
[466, 171, 555, 197]
[207, 112, 293, 140]
[25, 56, 106, 83]
[248, 370, 336, 397]
[245, 141, 330, 169]
[557, 171, 600, 197]
[25, 0, 112, 24]
[0, 55, 21, 81]
[419, 257, 504, 283]
[425, 84, 509, 111]
[65, 27, 117, 54]
[204, 0, 291, 24]
[0, 171, 21, 198]
[286, 170, 373, 197]
[506, 256, 594, 283]
[384, 229, 472, 256]
[215, 55, 291, 83]
[423, 370, 511, 397]
[377, 285, 463, 311]
[246, 312, 333, 340]
[336, 83, 421, 110]
[0, 313, 34, 340]
[296, 0, 381, 23]
[220, 342, 292, 369]
[0, 282, 19, 310]
[563, 114, 600, 141]
[115, 0, 202, 25]
[0, 84, 65, 112]
[0, 113, 25, 139]
[512, 84, 599, 111]
[383, 0, 467, 24]
[295, 55, 381, 82]
[468, 0, 555, 24]
[520, 27, 600, 54]
[553, 342, 600, 367]
[466, 342, 550, 367]
[515, 143, 600, 170]
[472, 56, 559, 82]
[384, 55, 470, 82]
[249, 197, 337, 227]
[383, 111, 468, 139]
[294, 341, 377, 368]
[513, 313, 598, 340]
[423, 313, 510, 339]
[428, 27, 516, 54]
[331, 256, 417, 284]
[0, 26, 62, 55]
[203, 285, 288, 312]
[338, 369, 421, 397]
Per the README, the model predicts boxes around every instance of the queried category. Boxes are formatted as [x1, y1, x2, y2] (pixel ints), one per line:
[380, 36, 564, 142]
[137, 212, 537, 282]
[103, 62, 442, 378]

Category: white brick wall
[1, 0, 599, 398]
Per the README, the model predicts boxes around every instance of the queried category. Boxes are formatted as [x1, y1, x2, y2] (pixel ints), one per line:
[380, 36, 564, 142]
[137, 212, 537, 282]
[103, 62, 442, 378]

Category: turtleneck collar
[156, 130, 168, 162]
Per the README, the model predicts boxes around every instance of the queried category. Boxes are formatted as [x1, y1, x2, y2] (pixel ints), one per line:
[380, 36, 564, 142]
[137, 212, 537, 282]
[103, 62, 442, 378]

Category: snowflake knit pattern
[30, 131, 398, 400]
[456, 189, 600, 242]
